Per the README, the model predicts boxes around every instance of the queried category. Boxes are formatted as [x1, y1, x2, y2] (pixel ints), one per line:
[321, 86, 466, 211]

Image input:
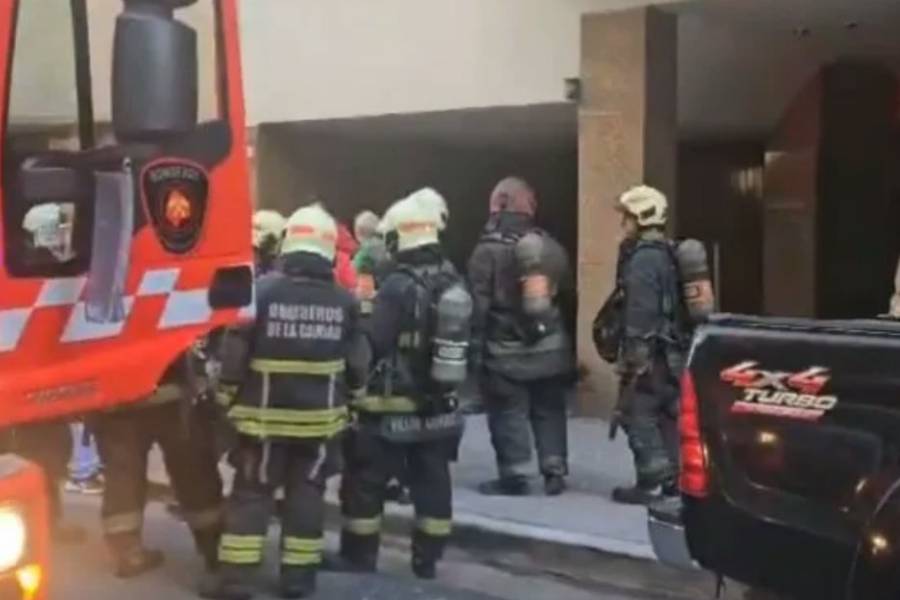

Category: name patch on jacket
[267, 303, 344, 340]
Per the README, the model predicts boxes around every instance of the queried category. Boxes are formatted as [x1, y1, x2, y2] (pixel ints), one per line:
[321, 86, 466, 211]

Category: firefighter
[203, 204, 368, 600]
[252, 209, 287, 274]
[93, 355, 224, 578]
[610, 185, 685, 505]
[467, 177, 575, 497]
[339, 188, 470, 580]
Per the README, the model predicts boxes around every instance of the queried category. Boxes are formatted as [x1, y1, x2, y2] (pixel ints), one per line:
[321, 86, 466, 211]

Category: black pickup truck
[649, 314, 900, 600]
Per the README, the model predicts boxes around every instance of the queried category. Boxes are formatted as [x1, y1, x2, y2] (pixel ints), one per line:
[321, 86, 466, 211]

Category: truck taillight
[679, 370, 709, 498]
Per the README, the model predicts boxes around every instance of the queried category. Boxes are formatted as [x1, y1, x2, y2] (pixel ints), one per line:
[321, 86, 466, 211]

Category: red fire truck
[0, 1, 253, 597]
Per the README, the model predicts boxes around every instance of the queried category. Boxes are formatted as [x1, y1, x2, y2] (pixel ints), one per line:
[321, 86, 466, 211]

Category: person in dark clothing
[94, 359, 224, 579]
[467, 177, 576, 497]
[611, 185, 684, 506]
[203, 204, 369, 600]
[340, 188, 467, 580]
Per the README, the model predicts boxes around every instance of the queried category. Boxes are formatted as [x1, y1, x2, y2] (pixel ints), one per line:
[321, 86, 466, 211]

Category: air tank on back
[431, 284, 473, 384]
[515, 232, 558, 317]
[675, 239, 715, 323]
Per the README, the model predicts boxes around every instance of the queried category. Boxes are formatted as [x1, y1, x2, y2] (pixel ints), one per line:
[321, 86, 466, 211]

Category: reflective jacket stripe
[250, 358, 345, 375]
[229, 405, 348, 424]
[231, 418, 348, 439]
[351, 395, 419, 414]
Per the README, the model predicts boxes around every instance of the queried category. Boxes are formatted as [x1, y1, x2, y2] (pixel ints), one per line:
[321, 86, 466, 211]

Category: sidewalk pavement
[149, 414, 653, 561]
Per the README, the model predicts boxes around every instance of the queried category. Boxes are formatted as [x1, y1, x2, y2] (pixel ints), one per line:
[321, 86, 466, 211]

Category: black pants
[340, 427, 453, 568]
[483, 372, 569, 481]
[219, 437, 339, 587]
[0, 422, 71, 524]
[94, 401, 223, 551]
[620, 359, 680, 487]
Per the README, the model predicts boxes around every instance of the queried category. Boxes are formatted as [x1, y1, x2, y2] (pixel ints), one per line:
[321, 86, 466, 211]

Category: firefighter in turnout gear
[204, 204, 368, 600]
[467, 177, 575, 497]
[252, 209, 287, 275]
[339, 189, 470, 580]
[93, 355, 224, 578]
[610, 185, 685, 506]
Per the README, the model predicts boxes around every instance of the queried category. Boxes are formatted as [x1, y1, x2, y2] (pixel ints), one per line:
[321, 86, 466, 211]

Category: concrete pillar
[577, 7, 677, 416]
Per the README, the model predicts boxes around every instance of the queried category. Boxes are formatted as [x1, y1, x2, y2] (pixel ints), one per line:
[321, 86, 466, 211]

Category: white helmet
[409, 187, 449, 232]
[353, 210, 380, 242]
[23, 203, 75, 262]
[617, 185, 668, 228]
[281, 203, 338, 261]
[252, 209, 287, 250]
[378, 189, 444, 252]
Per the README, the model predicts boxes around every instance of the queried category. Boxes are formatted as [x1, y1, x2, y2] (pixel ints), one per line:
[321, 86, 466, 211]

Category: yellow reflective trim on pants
[283, 537, 324, 552]
[219, 548, 262, 565]
[250, 358, 345, 376]
[103, 512, 143, 535]
[417, 518, 452, 537]
[351, 396, 419, 414]
[282, 551, 322, 566]
[220, 534, 265, 550]
[344, 517, 382, 536]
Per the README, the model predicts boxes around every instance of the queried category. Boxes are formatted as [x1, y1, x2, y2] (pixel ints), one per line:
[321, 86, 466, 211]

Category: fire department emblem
[142, 159, 209, 253]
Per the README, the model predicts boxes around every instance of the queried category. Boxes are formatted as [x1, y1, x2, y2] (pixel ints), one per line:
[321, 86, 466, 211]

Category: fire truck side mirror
[112, 1, 198, 142]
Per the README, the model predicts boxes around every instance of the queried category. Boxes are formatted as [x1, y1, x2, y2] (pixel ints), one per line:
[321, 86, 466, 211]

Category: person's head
[353, 210, 380, 243]
[489, 177, 537, 217]
[377, 188, 446, 254]
[252, 209, 287, 262]
[23, 203, 75, 262]
[616, 185, 668, 240]
[281, 203, 338, 263]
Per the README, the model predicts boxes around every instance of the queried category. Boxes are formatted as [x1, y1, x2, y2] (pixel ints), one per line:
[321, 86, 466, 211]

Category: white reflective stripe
[159, 289, 212, 329]
[61, 298, 135, 342]
[0, 309, 32, 352]
[36, 277, 86, 307]
[137, 269, 180, 296]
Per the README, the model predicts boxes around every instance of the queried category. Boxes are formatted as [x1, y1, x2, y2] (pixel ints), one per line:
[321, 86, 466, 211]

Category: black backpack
[397, 262, 467, 389]
[592, 240, 688, 365]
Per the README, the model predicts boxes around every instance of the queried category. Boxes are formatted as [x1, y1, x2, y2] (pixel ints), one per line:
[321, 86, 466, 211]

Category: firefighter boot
[280, 567, 316, 599]
[107, 532, 165, 579]
[612, 482, 664, 506]
[335, 530, 379, 573]
[194, 528, 222, 573]
[411, 530, 444, 581]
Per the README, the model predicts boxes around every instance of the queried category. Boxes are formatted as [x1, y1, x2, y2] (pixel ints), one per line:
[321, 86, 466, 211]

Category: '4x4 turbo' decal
[720, 361, 837, 421]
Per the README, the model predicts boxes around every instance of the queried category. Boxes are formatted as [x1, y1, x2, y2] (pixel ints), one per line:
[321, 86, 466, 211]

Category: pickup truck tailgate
[686, 315, 900, 597]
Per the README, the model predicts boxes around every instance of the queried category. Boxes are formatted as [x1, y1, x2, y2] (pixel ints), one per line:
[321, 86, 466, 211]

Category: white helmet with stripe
[252, 209, 287, 250]
[377, 188, 446, 251]
[281, 203, 337, 262]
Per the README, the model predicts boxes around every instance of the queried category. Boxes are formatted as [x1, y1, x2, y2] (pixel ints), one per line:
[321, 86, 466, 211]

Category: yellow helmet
[281, 203, 338, 261]
[617, 185, 668, 228]
[252, 210, 287, 250]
